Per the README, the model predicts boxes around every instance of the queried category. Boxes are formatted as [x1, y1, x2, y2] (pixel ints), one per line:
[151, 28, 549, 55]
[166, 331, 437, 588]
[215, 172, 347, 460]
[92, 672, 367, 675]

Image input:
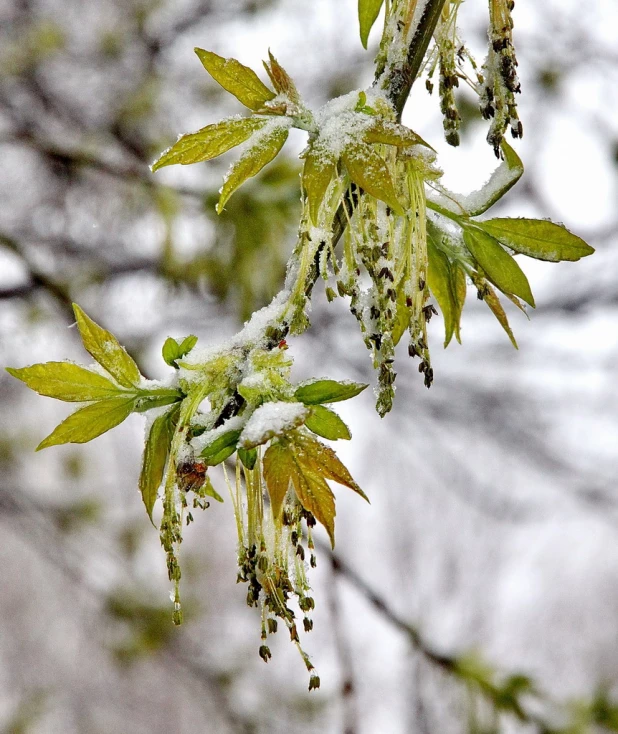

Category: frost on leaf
[341, 142, 404, 215]
[239, 401, 308, 448]
[151, 118, 268, 171]
[217, 122, 290, 213]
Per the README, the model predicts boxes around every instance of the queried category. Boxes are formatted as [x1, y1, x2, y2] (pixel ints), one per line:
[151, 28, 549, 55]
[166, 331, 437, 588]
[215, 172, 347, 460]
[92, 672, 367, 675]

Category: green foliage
[162, 335, 198, 368]
[341, 142, 404, 215]
[304, 405, 352, 441]
[139, 407, 178, 521]
[358, 0, 385, 49]
[7, 362, 122, 402]
[463, 227, 535, 307]
[478, 218, 595, 262]
[294, 379, 368, 405]
[200, 429, 242, 465]
[194, 48, 275, 111]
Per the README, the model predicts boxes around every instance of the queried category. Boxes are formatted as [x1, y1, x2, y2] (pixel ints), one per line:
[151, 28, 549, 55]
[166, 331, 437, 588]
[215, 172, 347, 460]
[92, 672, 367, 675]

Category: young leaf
[363, 120, 434, 151]
[263, 440, 294, 520]
[263, 50, 300, 103]
[392, 286, 410, 347]
[6, 362, 123, 402]
[477, 218, 595, 262]
[216, 125, 289, 213]
[73, 304, 141, 388]
[238, 446, 258, 470]
[481, 283, 518, 349]
[194, 48, 275, 111]
[162, 335, 198, 368]
[201, 476, 224, 502]
[463, 228, 535, 307]
[151, 118, 268, 172]
[302, 144, 337, 224]
[139, 409, 174, 521]
[295, 432, 369, 502]
[200, 429, 242, 466]
[342, 143, 404, 215]
[36, 396, 136, 451]
[451, 263, 467, 344]
[427, 237, 457, 347]
[358, 0, 385, 49]
[133, 393, 182, 413]
[305, 405, 351, 441]
[294, 379, 368, 405]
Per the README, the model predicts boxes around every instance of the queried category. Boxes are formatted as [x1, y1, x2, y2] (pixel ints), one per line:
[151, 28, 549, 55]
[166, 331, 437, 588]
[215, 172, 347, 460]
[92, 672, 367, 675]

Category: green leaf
[302, 144, 337, 224]
[358, 0, 385, 49]
[463, 228, 535, 307]
[451, 263, 467, 344]
[305, 405, 351, 441]
[238, 446, 258, 470]
[36, 396, 136, 451]
[73, 304, 141, 388]
[342, 143, 404, 215]
[139, 409, 175, 521]
[200, 429, 241, 466]
[263, 50, 300, 102]
[216, 124, 289, 213]
[427, 236, 457, 347]
[363, 120, 434, 151]
[294, 379, 368, 405]
[6, 362, 123, 402]
[481, 283, 518, 349]
[201, 476, 224, 502]
[162, 335, 198, 368]
[194, 48, 275, 111]
[477, 218, 595, 262]
[392, 286, 410, 347]
[151, 117, 268, 171]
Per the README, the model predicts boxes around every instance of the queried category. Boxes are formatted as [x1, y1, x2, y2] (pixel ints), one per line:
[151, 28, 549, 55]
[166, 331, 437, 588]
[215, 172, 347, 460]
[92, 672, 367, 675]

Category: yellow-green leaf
[139, 409, 174, 521]
[238, 446, 257, 470]
[151, 117, 268, 171]
[263, 440, 294, 521]
[305, 405, 351, 441]
[359, 0, 385, 49]
[295, 432, 368, 503]
[73, 304, 141, 388]
[392, 286, 410, 347]
[216, 124, 289, 213]
[294, 379, 367, 405]
[290, 456, 336, 547]
[463, 229, 535, 307]
[482, 283, 518, 349]
[452, 263, 467, 344]
[427, 237, 457, 347]
[302, 144, 337, 224]
[363, 119, 434, 151]
[342, 143, 404, 215]
[6, 362, 122, 402]
[194, 48, 275, 111]
[263, 50, 299, 102]
[477, 218, 595, 262]
[36, 396, 136, 451]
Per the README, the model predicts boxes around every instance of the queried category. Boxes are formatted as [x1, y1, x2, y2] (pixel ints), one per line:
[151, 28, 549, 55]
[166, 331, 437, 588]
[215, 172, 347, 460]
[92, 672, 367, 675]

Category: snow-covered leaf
[477, 218, 595, 262]
[6, 362, 123, 402]
[463, 228, 535, 307]
[200, 429, 242, 466]
[363, 119, 434, 151]
[73, 304, 141, 388]
[36, 396, 136, 451]
[239, 401, 308, 448]
[195, 48, 275, 111]
[151, 118, 268, 171]
[302, 144, 337, 224]
[217, 124, 289, 213]
[342, 142, 404, 215]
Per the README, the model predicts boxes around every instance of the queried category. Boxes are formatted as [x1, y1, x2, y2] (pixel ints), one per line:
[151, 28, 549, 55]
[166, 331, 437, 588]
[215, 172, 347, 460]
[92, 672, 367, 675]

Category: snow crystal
[239, 401, 308, 448]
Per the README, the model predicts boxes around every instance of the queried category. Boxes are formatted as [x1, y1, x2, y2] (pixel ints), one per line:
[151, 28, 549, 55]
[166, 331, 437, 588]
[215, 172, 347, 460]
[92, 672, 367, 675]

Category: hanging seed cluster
[481, 0, 522, 155]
